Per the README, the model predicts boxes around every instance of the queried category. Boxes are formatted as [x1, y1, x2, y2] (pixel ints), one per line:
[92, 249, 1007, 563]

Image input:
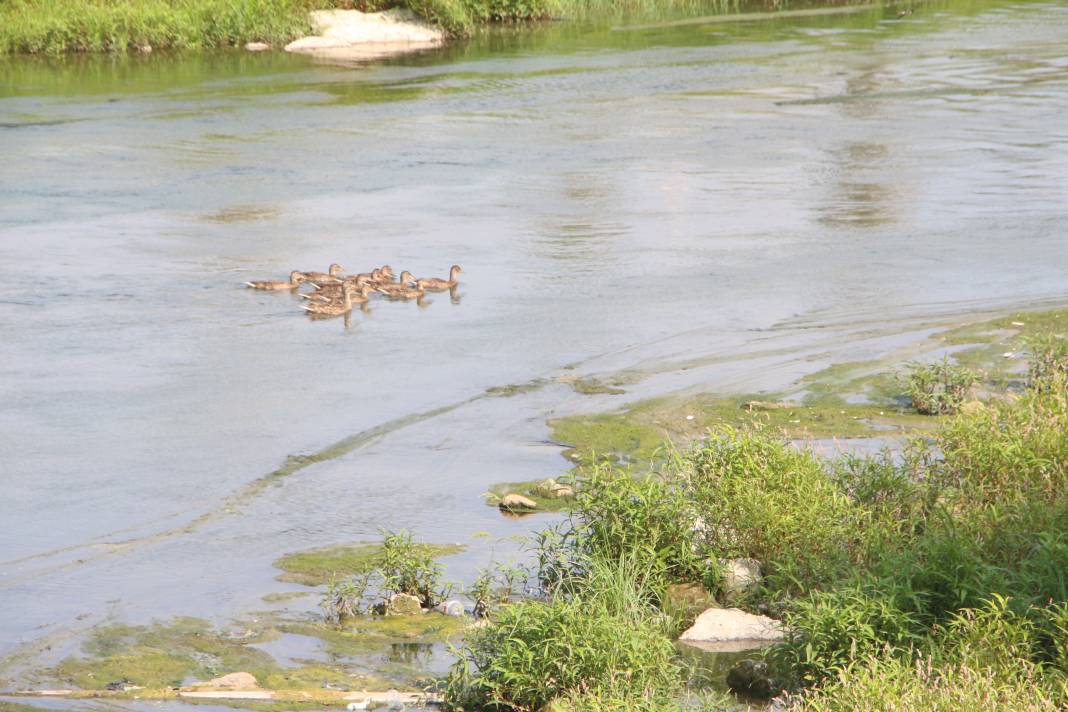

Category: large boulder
[285, 9, 444, 61]
[721, 558, 762, 600]
[679, 607, 784, 652]
[386, 592, 423, 615]
[726, 659, 781, 699]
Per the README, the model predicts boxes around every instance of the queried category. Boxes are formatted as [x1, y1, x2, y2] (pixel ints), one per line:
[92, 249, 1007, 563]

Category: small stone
[386, 592, 423, 615]
[549, 485, 574, 498]
[1011, 321, 1025, 326]
[726, 659, 781, 699]
[499, 493, 537, 511]
[137, 44, 152, 53]
[245, 42, 271, 51]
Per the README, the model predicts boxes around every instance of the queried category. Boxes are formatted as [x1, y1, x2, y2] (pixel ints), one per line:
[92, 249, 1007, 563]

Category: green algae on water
[274, 542, 465, 586]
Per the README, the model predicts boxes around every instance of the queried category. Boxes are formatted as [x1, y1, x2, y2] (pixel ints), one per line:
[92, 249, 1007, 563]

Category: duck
[375, 283, 425, 300]
[371, 266, 396, 286]
[245, 271, 306, 290]
[299, 263, 345, 283]
[413, 265, 461, 291]
[304, 273, 374, 299]
[301, 283, 369, 316]
[374, 273, 419, 297]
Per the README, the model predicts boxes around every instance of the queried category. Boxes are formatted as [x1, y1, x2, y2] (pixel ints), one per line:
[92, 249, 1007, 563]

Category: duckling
[245, 271, 306, 290]
[374, 273, 418, 297]
[298, 263, 345, 283]
[301, 283, 369, 316]
[413, 265, 462, 291]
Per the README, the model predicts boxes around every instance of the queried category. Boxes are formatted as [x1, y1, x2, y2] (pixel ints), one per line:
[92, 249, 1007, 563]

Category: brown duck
[374, 272, 419, 297]
[245, 270, 306, 290]
[300, 283, 369, 316]
[299, 263, 345, 284]
[413, 265, 461, 291]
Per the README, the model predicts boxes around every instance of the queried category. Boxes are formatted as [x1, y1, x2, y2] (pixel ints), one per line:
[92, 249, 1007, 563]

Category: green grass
[445, 556, 683, 710]
[0, 0, 335, 54]
[273, 540, 464, 586]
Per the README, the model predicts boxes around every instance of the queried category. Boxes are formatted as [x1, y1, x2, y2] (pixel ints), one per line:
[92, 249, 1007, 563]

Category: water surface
[2, 0, 1067, 679]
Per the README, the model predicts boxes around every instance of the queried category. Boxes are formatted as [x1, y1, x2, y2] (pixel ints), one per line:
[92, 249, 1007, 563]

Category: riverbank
[0, 0, 891, 54]
[0, 0, 546, 54]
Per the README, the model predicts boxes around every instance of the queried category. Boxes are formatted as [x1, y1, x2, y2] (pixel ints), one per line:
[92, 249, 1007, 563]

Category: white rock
[285, 8, 445, 61]
[679, 607, 784, 648]
[245, 42, 271, 52]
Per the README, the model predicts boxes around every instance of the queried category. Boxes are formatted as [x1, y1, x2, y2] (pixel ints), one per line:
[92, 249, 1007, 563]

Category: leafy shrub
[321, 573, 373, 622]
[567, 465, 711, 594]
[936, 387, 1068, 503]
[771, 583, 923, 685]
[1025, 333, 1068, 392]
[683, 427, 862, 595]
[792, 654, 1063, 712]
[445, 556, 680, 710]
[901, 357, 978, 415]
[379, 529, 452, 607]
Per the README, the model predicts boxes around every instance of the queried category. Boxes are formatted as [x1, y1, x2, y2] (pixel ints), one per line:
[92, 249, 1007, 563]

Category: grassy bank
[0, 0, 557, 53]
[443, 325, 1068, 709]
[0, 0, 881, 54]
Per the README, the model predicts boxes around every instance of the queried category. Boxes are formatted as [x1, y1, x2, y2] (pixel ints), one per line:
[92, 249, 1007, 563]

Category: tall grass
[0, 0, 335, 53]
[445, 555, 682, 710]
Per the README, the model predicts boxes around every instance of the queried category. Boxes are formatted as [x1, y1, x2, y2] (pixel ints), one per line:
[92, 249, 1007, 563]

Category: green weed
[901, 357, 978, 415]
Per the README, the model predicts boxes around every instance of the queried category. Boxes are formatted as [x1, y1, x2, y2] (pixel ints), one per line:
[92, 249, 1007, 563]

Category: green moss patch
[52, 617, 280, 690]
[572, 377, 626, 396]
[273, 542, 465, 586]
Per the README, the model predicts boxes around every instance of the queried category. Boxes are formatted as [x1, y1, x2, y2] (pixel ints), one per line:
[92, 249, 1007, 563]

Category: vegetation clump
[274, 536, 463, 586]
[319, 530, 459, 620]
[901, 357, 978, 414]
[443, 327, 1068, 710]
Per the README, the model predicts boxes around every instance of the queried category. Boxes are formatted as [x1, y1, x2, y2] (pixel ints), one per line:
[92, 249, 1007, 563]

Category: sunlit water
[1, 0, 1067, 677]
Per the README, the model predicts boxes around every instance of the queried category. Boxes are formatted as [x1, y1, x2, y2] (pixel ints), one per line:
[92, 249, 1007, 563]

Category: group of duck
[245, 263, 462, 316]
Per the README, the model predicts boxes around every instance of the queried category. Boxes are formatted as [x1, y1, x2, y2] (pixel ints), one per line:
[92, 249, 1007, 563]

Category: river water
[1, 0, 1067, 681]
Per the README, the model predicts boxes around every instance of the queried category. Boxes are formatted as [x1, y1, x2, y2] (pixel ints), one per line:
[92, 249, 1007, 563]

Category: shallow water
[2, 0, 1068, 683]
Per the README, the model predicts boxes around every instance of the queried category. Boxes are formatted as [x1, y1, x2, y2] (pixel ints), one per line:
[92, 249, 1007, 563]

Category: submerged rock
[285, 9, 444, 62]
[386, 593, 424, 615]
[499, 493, 538, 511]
[679, 607, 784, 651]
[726, 659, 781, 699]
[721, 558, 762, 600]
